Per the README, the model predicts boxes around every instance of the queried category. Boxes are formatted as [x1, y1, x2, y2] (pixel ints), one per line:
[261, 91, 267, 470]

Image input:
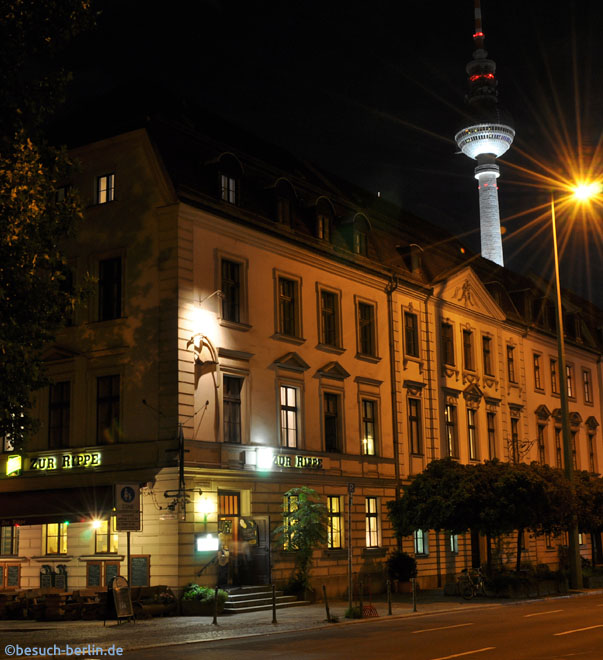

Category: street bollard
[212, 585, 219, 625]
[359, 579, 363, 619]
[387, 579, 392, 616]
[412, 577, 417, 612]
[272, 584, 277, 624]
[322, 584, 332, 622]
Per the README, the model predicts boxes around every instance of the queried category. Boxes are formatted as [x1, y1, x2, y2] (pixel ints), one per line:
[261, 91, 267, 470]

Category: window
[441, 323, 454, 366]
[283, 494, 299, 550]
[221, 259, 241, 323]
[533, 354, 543, 390]
[361, 399, 377, 456]
[277, 276, 300, 338]
[507, 345, 516, 383]
[327, 496, 342, 549]
[551, 359, 559, 394]
[463, 330, 474, 371]
[482, 336, 493, 376]
[414, 529, 428, 555]
[588, 431, 597, 473]
[571, 430, 578, 469]
[404, 312, 419, 358]
[319, 289, 340, 347]
[276, 195, 291, 225]
[98, 257, 122, 321]
[280, 385, 299, 448]
[223, 376, 243, 444]
[354, 230, 368, 256]
[583, 369, 593, 404]
[46, 523, 68, 555]
[467, 408, 478, 460]
[0, 526, 18, 556]
[365, 497, 379, 548]
[86, 561, 120, 588]
[555, 427, 563, 468]
[510, 417, 520, 463]
[323, 392, 342, 453]
[317, 212, 332, 242]
[567, 365, 575, 399]
[95, 518, 118, 554]
[357, 302, 376, 356]
[220, 173, 237, 204]
[487, 412, 497, 459]
[96, 173, 114, 204]
[449, 533, 459, 554]
[48, 381, 70, 449]
[408, 398, 422, 455]
[445, 404, 458, 458]
[97, 375, 120, 444]
[537, 425, 546, 465]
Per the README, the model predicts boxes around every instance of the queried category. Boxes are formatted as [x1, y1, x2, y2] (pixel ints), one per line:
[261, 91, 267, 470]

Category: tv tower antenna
[455, 0, 515, 267]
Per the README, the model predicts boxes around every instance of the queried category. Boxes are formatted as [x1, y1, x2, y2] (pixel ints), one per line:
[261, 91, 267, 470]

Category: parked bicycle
[457, 567, 494, 600]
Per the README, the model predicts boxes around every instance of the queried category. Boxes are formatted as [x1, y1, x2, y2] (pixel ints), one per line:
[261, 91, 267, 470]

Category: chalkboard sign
[87, 563, 101, 587]
[54, 573, 66, 590]
[7, 565, 19, 587]
[129, 556, 149, 587]
[111, 575, 134, 621]
[40, 572, 53, 588]
[105, 563, 119, 587]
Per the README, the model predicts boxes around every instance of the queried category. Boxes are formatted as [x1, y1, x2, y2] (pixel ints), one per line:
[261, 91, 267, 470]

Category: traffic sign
[115, 484, 140, 512]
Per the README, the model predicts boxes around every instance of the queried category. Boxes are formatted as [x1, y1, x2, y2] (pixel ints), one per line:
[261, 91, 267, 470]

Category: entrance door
[249, 516, 271, 585]
[218, 491, 240, 586]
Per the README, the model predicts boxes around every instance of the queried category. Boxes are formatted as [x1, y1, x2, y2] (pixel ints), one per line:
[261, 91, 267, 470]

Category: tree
[272, 486, 328, 593]
[0, 0, 93, 446]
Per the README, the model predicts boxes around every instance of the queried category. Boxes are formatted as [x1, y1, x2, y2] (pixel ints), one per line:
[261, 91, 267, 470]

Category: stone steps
[223, 586, 309, 613]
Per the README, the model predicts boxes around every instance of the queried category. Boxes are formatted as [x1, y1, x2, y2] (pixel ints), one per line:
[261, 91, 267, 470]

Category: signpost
[115, 484, 141, 584]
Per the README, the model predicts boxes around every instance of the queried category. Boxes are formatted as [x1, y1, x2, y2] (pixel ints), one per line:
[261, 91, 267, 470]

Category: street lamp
[550, 181, 601, 589]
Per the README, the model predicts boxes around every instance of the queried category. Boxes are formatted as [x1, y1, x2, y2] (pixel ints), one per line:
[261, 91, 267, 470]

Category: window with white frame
[441, 323, 455, 366]
[357, 301, 377, 357]
[537, 424, 546, 465]
[463, 329, 474, 371]
[327, 496, 342, 549]
[533, 353, 543, 390]
[223, 375, 243, 444]
[95, 518, 118, 554]
[445, 403, 458, 458]
[507, 345, 516, 383]
[550, 358, 559, 394]
[365, 497, 379, 547]
[220, 259, 242, 323]
[220, 173, 237, 204]
[0, 526, 18, 556]
[449, 533, 458, 554]
[510, 416, 520, 463]
[323, 391, 342, 453]
[583, 369, 593, 404]
[45, 523, 68, 555]
[482, 336, 493, 376]
[318, 288, 340, 348]
[361, 398, 377, 456]
[277, 275, 301, 338]
[487, 411, 497, 459]
[408, 398, 422, 455]
[414, 529, 428, 555]
[280, 384, 300, 448]
[567, 365, 575, 399]
[96, 173, 114, 204]
[467, 408, 478, 460]
[404, 312, 419, 358]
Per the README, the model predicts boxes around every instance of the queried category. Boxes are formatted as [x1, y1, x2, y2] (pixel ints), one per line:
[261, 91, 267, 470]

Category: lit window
[95, 518, 118, 554]
[357, 302, 377, 357]
[365, 497, 379, 548]
[487, 411, 497, 459]
[317, 213, 332, 242]
[98, 256, 122, 321]
[567, 365, 575, 399]
[277, 276, 300, 338]
[445, 404, 458, 458]
[280, 385, 299, 448]
[49, 381, 70, 449]
[96, 173, 114, 204]
[361, 399, 377, 456]
[449, 533, 458, 554]
[324, 392, 342, 453]
[482, 336, 493, 376]
[327, 496, 342, 549]
[414, 529, 428, 555]
[220, 174, 237, 204]
[319, 289, 340, 347]
[533, 354, 543, 390]
[354, 230, 368, 256]
[550, 359, 559, 394]
[408, 398, 422, 455]
[223, 376, 243, 444]
[441, 323, 454, 366]
[467, 408, 478, 460]
[97, 375, 120, 445]
[507, 345, 516, 383]
[0, 526, 19, 556]
[583, 369, 593, 404]
[46, 523, 68, 555]
[404, 312, 419, 358]
[463, 330, 474, 371]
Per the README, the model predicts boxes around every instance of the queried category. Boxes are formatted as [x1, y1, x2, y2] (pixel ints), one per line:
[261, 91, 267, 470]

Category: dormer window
[352, 214, 371, 257]
[220, 174, 237, 204]
[275, 180, 295, 225]
[316, 199, 334, 242]
[217, 153, 243, 205]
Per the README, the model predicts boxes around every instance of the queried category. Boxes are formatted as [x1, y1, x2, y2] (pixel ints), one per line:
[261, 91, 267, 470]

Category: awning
[0, 485, 114, 526]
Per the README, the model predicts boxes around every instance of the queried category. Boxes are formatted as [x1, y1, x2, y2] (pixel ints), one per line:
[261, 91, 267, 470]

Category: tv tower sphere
[455, 1, 514, 267]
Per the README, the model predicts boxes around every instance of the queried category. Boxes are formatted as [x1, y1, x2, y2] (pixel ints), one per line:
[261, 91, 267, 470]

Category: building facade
[1, 112, 601, 595]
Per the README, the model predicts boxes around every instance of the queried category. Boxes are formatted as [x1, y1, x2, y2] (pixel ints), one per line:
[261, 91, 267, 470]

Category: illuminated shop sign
[273, 454, 323, 470]
[29, 451, 102, 471]
[6, 455, 22, 477]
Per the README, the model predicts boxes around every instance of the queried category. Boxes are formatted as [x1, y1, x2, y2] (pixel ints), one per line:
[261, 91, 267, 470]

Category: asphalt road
[124, 594, 603, 660]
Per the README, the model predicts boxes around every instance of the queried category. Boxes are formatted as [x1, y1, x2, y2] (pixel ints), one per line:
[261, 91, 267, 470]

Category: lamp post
[549, 192, 582, 589]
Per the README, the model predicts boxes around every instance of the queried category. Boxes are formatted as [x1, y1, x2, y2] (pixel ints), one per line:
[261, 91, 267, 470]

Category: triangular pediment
[316, 361, 351, 381]
[463, 383, 484, 404]
[433, 267, 505, 321]
[272, 352, 310, 373]
[586, 416, 599, 430]
[41, 345, 80, 362]
[535, 404, 552, 421]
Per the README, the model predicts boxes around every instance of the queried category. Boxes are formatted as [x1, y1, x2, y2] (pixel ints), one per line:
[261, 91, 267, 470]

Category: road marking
[431, 648, 495, 660]
[413, 623, 474, 634]
[524, 609, 564, 617]
[554, 624, 603, 636]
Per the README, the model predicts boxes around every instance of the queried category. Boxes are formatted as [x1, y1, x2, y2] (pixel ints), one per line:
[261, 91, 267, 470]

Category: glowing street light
[551, 180, 601, 590]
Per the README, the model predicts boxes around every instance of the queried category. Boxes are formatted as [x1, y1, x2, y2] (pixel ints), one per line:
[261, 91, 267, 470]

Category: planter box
[181, 600, 224, 616]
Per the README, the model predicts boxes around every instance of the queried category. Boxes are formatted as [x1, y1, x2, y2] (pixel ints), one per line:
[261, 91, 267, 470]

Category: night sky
[66, 0, 603, 305]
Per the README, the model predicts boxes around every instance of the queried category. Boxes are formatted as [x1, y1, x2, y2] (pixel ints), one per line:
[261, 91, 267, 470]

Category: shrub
[386, 550, 417, 582]
[181, 583, 228, 606]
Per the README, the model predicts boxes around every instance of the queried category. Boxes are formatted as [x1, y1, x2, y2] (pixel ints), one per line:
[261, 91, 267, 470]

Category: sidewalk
[0, 589, 599, 657]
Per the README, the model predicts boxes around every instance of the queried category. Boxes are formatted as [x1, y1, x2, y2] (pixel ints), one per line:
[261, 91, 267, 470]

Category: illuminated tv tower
[455, 0, 515, 267]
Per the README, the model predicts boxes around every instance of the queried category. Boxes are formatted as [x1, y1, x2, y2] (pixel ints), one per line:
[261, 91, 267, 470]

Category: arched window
[352, 213, 371, 256]
[274, 180, 295, 225]
[315, 199, 334, 242]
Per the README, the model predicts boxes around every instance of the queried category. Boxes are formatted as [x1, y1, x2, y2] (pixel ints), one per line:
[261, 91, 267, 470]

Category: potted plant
[180, 583, 228, 616]
[386, 550, 417, 592]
